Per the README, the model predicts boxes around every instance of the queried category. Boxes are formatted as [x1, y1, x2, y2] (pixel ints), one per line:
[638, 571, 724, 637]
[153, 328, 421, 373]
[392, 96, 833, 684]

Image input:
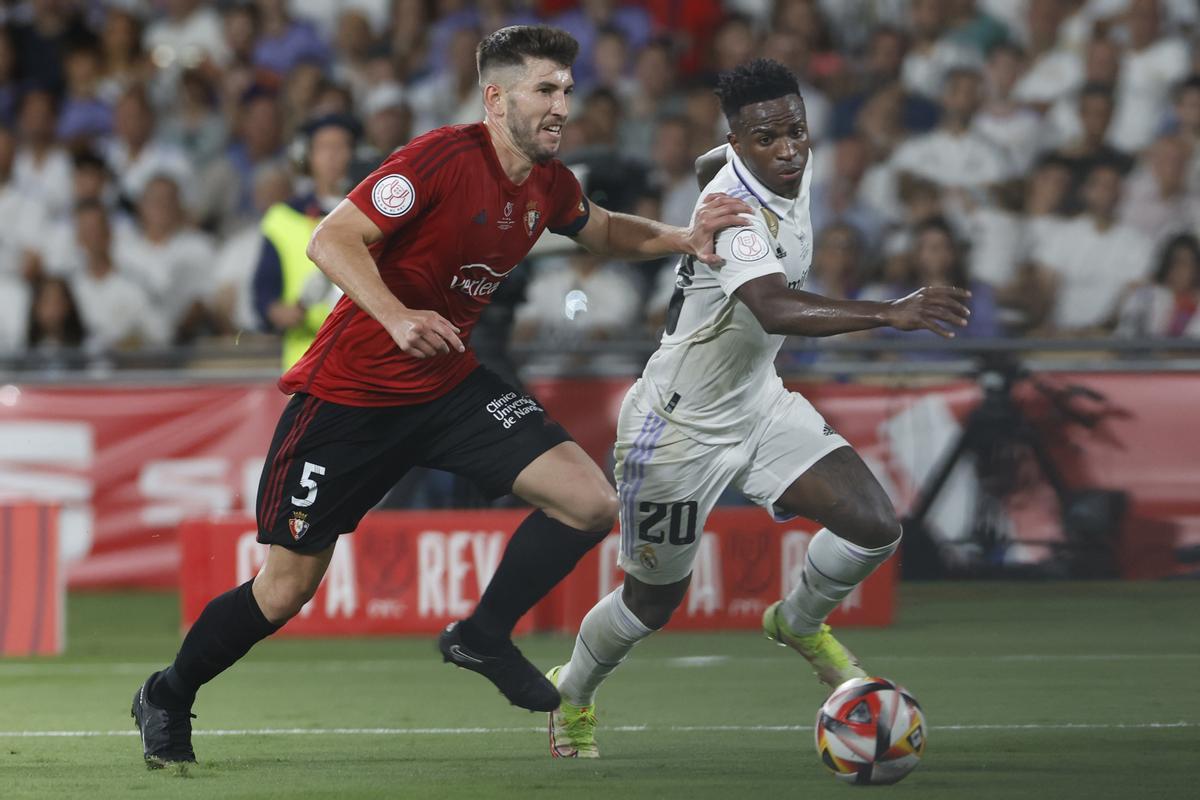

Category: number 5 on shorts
[291, 461, 326, 508]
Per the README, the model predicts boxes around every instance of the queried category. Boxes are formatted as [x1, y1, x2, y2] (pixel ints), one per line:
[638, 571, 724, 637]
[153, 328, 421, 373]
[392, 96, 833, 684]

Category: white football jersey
[638, 145, 815, 444]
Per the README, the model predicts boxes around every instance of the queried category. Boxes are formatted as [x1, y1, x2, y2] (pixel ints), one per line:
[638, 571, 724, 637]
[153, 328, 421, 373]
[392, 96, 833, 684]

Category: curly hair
[714, 58, 801, 121]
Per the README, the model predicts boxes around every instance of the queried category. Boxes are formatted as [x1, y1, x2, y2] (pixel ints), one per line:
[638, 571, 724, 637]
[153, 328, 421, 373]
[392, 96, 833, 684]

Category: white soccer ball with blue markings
[815, 676, 926, 786]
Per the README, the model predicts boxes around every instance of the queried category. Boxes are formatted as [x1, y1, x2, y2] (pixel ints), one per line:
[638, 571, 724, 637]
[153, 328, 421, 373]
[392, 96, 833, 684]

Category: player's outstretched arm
[307, 200, 465, 358]
[735, 273, 972, 338]
[572, 195, 752, 266]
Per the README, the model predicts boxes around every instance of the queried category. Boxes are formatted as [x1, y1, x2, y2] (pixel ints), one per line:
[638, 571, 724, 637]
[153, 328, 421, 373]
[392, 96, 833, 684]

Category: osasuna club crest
[289, 512, 310, 541]
[524, 200, 540, 236]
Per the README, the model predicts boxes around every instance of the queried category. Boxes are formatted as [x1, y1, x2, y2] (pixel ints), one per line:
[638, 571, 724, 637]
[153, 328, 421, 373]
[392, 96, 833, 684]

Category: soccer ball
[815, 676, 926, 786]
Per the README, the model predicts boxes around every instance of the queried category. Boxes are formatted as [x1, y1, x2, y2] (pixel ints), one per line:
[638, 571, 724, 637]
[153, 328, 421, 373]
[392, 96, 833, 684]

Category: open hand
[387, 309, 465, 358]
[686, 193, 753, 266]
[886, 287, 972, 338]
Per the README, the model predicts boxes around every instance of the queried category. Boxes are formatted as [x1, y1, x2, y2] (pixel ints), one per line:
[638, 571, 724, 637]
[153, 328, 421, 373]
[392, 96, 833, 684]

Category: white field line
[1, 653, 1198, 677]
[0, 722, 1197, 739]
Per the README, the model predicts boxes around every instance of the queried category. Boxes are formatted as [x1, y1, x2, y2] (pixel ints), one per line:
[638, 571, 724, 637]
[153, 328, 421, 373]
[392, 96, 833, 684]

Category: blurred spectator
[618, 37, 684, 156]
[359, 82, 412, 164]
[1109, 0, 1191, 153]
[425, 0, 536, 76]
[870, 67, 1010, 221]
[806, 222, 866, 300]
[974, 42, 1044, 174]
[710, 13, 758, 74]
[144, 0, 230, 72]
[1118, 133, 1200, 245]
[14, 87, 73, 219]
[254, 115, 356, 369]
[1051, 83, 1134, 213]
[833, 26, 940, 138]
[586, 25, 633, 96]
[331, 9, 377, 103]
[198, 85, 284, 235]
[68, 200, 169, 352]
[9, 0, 89, 96]
[810, 135, 886, 249]
[512, 250, 642, 372]
[211, 164, 294, 334]
[57, 41, 114, 146]
[98, 7, 153, 102]
[408, 26, 482, 133]
[25, 276, 84, 355]
[772, 0, 847, 86]
[0, 125, 49, 285]
[253, 0, 331, 77]
[116, 174, 217, 343]
[901, 0, 984, 100]
[650, 116, 701, 228]
[0, 26, 19, 126]
[1029, 163, 1152, 334]
[161, 68, 228, 169]
[944, 0, 1010, 55]
[552, 0, 652, 88]
[1042, 36, 1122, 149]
[1012, 0, 1080, 109]
[1167, 75, 1200, 191]
[1116, 233, 1200, 337]
[762, 29, 831, 144]
[104, 84, 194, 214]
[221, 3, 261, 73]
[862, 216, 1001, 351]
[39, 149, 127, 281]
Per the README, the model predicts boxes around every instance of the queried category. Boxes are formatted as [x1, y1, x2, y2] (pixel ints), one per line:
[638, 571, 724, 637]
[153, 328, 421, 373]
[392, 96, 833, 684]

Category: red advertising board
[1, 374, 1198, 588]
[0, 504, 63, 655]
[179, 509, 896, 636]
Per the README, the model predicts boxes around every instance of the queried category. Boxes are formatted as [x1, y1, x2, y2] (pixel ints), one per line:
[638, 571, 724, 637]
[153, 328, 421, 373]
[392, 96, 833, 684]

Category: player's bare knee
[568, 488, 619, 533]
[849, 507, 902, 550]
[254, 574, 319, 623]
[622, 592, 678, 630]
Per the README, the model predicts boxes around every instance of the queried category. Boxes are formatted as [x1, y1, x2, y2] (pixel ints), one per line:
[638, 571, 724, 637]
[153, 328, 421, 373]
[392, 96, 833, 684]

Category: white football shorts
[614, 381, 849, 585]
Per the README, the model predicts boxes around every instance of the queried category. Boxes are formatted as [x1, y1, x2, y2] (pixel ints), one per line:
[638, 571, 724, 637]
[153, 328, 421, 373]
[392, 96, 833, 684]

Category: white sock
[781, 528, 900, 635]
[557, 588, 654, 707]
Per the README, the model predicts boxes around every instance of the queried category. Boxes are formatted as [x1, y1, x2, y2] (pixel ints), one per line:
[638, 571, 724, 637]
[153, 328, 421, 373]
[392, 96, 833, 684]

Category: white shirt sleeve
[711, 215, 786, 298]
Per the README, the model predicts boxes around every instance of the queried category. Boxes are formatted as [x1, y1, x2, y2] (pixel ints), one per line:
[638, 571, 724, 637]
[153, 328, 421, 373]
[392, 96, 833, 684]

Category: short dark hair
[714, 58, 801, 121]
[476, 25, 579, 78]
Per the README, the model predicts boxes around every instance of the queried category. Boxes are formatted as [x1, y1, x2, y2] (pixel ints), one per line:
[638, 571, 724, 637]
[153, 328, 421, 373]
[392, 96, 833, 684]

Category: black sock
[148, 579, 281, 710]
[461, 510, 606, 652]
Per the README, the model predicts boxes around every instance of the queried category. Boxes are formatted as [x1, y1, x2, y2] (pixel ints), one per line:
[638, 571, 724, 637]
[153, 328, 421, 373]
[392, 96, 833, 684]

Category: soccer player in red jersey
[131, 25, 751, 766]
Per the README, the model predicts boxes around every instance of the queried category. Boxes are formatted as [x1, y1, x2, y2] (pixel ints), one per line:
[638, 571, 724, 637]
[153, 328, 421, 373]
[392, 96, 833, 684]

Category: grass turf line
[1, 582, 1197, 799]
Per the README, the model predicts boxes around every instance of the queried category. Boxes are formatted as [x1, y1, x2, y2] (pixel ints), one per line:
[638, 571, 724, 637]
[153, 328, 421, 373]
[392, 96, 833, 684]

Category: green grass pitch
[2, 582, 1198, 799]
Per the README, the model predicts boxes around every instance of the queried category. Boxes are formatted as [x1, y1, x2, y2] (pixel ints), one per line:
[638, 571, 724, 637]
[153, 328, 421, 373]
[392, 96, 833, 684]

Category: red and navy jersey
[280, 123, 589, 406]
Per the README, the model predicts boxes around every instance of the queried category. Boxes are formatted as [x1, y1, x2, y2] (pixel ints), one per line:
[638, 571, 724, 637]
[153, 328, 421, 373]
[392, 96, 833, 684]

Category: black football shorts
[255, 366, 572, 553]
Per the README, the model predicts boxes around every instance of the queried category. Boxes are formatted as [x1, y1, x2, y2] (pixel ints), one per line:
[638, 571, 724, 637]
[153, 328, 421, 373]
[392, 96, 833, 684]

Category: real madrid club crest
[289, 511, 310, 541]
[524, 200, 540, 236]
[636, 543, 658, 571]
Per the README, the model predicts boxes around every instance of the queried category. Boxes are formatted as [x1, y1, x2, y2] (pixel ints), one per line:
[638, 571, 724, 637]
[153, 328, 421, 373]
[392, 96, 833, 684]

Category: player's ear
[482, 82, 505, 118]
[727, 130, 741, 160]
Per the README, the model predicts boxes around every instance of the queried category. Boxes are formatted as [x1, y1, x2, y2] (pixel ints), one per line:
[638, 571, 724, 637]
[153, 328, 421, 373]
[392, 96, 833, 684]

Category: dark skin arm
[735, 273, 972, 338]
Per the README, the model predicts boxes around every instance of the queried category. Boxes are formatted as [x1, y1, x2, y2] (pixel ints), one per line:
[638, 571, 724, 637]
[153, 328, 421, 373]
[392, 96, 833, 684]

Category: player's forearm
[601, 212, 690, 260]
[758, 291, 893, 337]
[307, 226, 408, 328]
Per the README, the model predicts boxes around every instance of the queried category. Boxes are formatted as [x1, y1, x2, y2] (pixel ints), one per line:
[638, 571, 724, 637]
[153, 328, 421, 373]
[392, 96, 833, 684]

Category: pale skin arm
[572, 194, 751, 266]
[306, 199, 465, 358]
[735, 273, 972, 338]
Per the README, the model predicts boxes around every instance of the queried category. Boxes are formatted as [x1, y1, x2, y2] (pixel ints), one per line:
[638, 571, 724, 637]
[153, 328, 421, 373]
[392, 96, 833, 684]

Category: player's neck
[483, 119, 534, 185]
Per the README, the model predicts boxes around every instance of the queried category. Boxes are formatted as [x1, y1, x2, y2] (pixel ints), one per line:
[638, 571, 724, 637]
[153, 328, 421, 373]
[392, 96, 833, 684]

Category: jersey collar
[729, 149, 799, 221]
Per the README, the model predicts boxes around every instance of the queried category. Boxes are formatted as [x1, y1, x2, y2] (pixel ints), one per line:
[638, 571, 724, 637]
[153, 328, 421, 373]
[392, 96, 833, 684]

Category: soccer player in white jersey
[545, 59, 972, 759]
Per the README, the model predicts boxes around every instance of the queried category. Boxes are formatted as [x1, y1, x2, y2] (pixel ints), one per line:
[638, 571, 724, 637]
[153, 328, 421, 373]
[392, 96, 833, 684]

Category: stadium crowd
[0, 0, 1199, 366]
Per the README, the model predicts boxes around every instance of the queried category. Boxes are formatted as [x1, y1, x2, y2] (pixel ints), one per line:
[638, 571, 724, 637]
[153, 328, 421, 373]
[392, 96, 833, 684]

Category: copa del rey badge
[289, 512, 310, 541]
[524, 200, 540, 236]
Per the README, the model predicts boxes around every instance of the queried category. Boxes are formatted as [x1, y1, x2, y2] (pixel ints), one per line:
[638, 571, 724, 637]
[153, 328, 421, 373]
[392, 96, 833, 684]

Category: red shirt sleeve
[346, 131, 461, 237]
[545, 160, 590, 237]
